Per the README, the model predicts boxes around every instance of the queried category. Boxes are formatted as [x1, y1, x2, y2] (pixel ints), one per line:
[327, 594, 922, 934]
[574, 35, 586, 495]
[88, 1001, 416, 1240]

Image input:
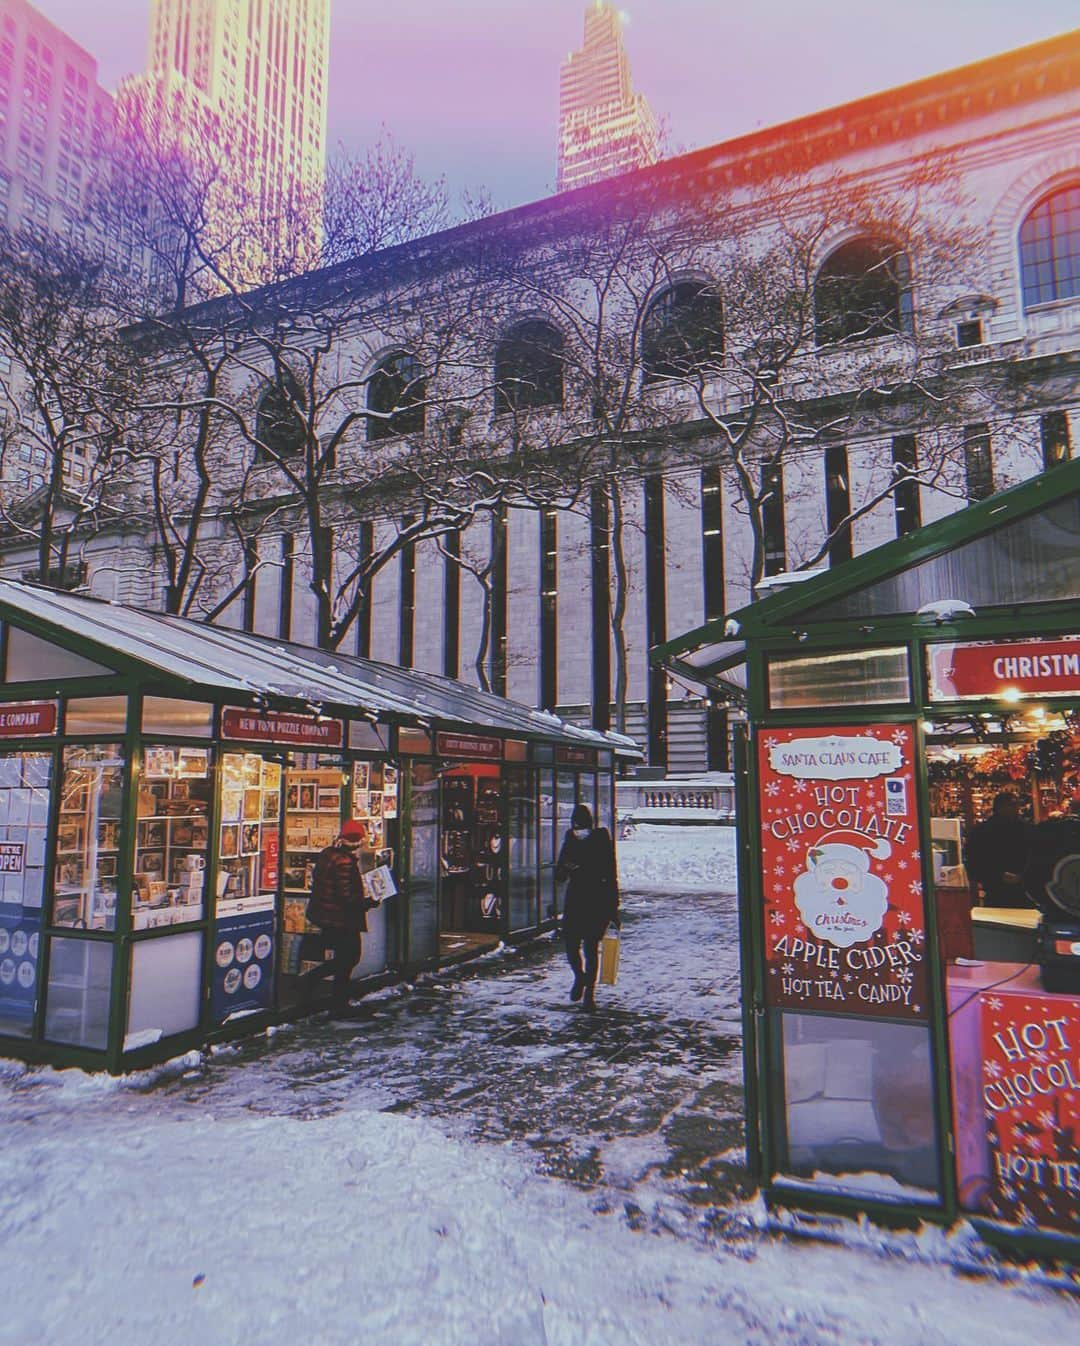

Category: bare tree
[0, 227, 135, 584]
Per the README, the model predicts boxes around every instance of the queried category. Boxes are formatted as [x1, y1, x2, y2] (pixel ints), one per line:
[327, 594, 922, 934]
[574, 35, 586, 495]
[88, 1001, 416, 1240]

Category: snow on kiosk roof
[0, 579, 630, 751]
[654, 459, 1080, 1262]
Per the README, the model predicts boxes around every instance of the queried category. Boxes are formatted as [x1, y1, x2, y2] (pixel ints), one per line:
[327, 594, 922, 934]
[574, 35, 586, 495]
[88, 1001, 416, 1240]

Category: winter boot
[582, 989, 596, 1011]
[570, 973, 585, 1002]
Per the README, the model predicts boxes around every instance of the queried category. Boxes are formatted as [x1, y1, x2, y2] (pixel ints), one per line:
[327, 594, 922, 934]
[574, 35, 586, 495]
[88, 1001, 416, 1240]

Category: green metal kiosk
[655, 460, 1080, 1258]
[0, 580, 631, 1075]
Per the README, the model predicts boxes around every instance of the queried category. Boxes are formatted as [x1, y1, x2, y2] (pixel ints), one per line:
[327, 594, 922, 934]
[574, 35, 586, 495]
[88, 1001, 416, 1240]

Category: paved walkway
[128, 889, 754, 1243]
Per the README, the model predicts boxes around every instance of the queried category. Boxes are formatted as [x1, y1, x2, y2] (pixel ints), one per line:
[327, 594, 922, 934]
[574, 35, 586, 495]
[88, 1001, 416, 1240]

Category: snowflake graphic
[897, 966, 914, 985]
[765, 781, 781, 797]
[909, 880, 923, 896]
[910, 928, 924, 944]
[1037, 1110, 1054, 1129]
[843, 974, 853, 984]
[794, 781, 808, 795]
[764, 736, 780, 748]
[987, 997, 1004, 1011]
[770, 911, 786, 926]
[985, 1059, 1003, 1079]
[786, 838, 800, 853]
[1028, 1134, 1044, 1153]
[829, 969, 839, 979]
[783, 962, 794, 975]
[987, 1129, 1000, 1145]
[896, 859, 908, 871]
[897, 911, 912, 926]
[891, 729, 907, 744]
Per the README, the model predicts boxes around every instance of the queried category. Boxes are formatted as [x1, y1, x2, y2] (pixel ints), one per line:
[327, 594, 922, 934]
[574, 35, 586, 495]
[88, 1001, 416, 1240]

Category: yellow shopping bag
[599, 932, 620, 986]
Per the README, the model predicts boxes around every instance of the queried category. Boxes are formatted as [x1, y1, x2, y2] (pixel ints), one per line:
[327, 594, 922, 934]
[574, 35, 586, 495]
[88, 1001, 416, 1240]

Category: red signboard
[928, 638, 1080, 701]
[980, 990, 1080, 1234]
[220, 707, 343, 748]
[757, 723, 929, 1020]
[556, 747, 597, 766]
[0, 701, 57, 737]
[435, 731, 502, 760]
[261, 828, 280, 890]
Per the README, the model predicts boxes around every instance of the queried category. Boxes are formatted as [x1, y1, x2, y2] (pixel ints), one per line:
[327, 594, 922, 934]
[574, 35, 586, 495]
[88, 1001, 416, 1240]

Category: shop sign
[556, 747, 597, 766]
[980, 990, 1080, 1234]
[220, 706, 343, 748]
[0, 702, 57, 737]
[0, 842, 24, 874]
[435, 731, 502, 760]
[928, 638, 1080, 701]
[211, 894, 275, 1024]
[757, 724, 929, 1021]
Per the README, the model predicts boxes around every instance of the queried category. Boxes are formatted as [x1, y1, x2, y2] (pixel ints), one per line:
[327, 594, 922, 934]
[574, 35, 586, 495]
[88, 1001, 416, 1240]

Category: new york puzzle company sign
[757, 724, 928, 1020]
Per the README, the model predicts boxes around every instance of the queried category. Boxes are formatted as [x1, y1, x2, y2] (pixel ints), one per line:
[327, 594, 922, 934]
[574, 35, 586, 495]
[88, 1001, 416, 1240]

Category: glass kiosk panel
[53, 743, 124, 932]
[0, 750, 51, 1038]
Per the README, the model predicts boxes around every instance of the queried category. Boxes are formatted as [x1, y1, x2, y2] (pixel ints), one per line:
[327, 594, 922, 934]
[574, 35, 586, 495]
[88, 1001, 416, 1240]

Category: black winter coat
[556, 827, 618, 940]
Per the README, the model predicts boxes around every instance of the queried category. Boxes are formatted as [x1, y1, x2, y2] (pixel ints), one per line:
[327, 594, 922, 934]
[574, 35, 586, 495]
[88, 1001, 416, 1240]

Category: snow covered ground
[2, 830, 1079, 1344]
[617, 821, 738, 894]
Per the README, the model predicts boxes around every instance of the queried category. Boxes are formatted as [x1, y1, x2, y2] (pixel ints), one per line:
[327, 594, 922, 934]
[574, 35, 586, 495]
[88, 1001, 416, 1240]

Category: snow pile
[617, 823, 737, 894]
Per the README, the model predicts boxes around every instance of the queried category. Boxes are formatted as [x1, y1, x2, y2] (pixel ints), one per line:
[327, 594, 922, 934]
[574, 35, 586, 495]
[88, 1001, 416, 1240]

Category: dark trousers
[300, 927, 361, 1006]
[564, 928, 600, 993]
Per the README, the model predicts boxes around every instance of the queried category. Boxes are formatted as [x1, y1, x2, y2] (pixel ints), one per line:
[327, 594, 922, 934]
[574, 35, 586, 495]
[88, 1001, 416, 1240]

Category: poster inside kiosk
[757, 724, 928, 1019]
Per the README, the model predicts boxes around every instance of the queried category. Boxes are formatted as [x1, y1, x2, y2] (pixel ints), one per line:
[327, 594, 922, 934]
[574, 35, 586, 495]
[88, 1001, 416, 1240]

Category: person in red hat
[301, 820, 378, 1013]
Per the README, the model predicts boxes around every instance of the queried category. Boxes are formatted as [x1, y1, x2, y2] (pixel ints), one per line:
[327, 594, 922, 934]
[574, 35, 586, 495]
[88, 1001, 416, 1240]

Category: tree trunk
[609, 478, 630, 737]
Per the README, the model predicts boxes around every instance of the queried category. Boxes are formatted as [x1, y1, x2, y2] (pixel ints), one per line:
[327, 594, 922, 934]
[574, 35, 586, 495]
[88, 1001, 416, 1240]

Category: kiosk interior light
[1000, 686, 1022, 704]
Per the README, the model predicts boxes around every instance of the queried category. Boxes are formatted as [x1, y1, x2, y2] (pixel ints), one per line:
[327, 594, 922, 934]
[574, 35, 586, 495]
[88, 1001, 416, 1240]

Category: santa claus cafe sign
[756, 725, 929, 1021]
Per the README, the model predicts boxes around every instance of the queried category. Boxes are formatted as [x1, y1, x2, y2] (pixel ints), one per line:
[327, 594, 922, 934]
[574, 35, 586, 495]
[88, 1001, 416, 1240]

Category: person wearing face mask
[301, 820, 379, 1014]
[555, 802, 619, 1010]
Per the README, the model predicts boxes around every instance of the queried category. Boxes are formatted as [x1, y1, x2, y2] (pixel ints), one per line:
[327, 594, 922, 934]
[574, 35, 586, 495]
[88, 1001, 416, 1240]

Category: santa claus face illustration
[793, 835, 890, 948]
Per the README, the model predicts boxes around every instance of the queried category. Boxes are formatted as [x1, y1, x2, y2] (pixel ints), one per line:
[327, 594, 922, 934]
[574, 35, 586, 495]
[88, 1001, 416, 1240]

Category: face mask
[572, 827, 591, 840]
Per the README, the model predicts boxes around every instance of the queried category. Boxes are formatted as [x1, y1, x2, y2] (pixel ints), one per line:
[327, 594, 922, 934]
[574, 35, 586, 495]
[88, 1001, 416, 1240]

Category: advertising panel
[980, 989, 1080, 1233]
[435, 732, 502, 760]
[0, 702, 58, 737]
[757, 723, 929, 1020]
[928, 638, 1080, 701]
[211, 894, 275, 1023]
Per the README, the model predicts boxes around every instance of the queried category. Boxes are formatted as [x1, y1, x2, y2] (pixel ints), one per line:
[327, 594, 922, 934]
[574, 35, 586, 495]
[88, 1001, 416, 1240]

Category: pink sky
[32, 0, 1080, 209]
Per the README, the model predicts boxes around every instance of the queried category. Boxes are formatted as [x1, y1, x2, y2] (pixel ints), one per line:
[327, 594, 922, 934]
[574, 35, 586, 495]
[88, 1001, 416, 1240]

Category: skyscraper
[558, 2, 659, 193]
[126, 0, 331, 285]
[0, 0, 113, 244]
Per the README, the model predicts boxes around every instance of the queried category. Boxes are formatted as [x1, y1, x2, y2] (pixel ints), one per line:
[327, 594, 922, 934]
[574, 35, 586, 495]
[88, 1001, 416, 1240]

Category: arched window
[814, 239, 912, 345]
[1019, 184, 1080, 309]
[493, 320, 564, 415]
[255, 369, 305, 462]
[367, 351, 426, 441]
[641, 281, 724, 382]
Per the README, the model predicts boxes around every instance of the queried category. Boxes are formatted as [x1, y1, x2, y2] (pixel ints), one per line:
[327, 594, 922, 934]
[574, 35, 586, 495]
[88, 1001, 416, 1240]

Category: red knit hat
[340, 820, 367, 842]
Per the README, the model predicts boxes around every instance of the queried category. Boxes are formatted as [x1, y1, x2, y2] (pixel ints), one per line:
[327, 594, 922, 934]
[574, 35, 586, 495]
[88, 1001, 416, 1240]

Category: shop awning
[0, 581, 639, 757]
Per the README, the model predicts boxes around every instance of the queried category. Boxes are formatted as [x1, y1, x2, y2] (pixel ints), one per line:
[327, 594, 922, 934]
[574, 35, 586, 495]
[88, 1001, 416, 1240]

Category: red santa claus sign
[757, 723, 929, 1021]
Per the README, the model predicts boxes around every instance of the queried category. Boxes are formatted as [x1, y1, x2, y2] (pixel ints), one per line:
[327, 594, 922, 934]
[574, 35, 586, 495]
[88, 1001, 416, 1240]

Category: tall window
[761, 461, 786, 577]
[493, 320, 563, 414]
[1041, 410, 1072, 469]
[824, 444, 852, 566]
[1019, 184, 1080, 309]
[443, 528, 460, 679]
[367, 351, 426, 441]
[641, 280, 724, 382]
[278, 533, 294, 641]
[892, 435, 921, 537]
[815, 238, 912, 345]
[590, 486, 611, 733]
[256, 369, 305, 462]
[355, 521, 373, 659]
[701, 467, 725, 621]
[964, 423, 994, 502]
[539, 508, 558, 711]
[490, 508, 508, 696]
[643, 477, 668, 770]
